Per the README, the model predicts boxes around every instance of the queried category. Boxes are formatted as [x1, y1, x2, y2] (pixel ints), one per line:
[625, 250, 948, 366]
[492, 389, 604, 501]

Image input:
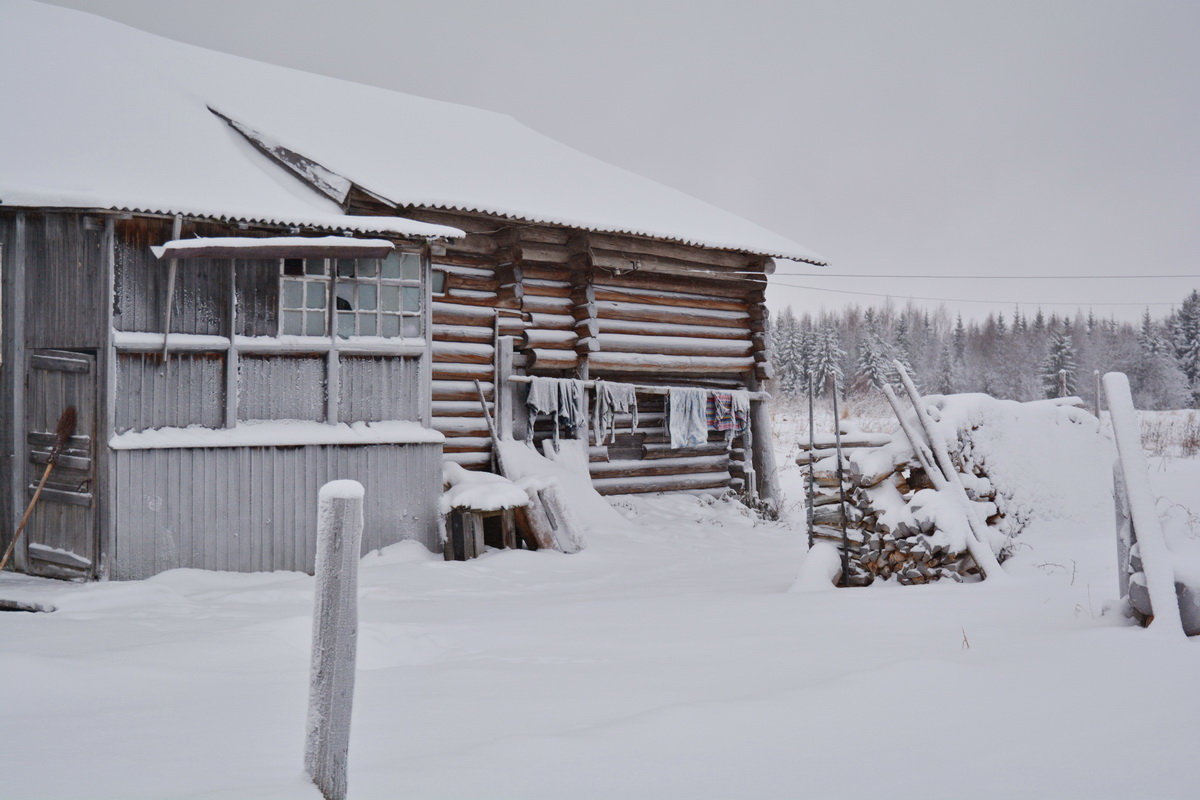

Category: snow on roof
[0, 1, 824, 264]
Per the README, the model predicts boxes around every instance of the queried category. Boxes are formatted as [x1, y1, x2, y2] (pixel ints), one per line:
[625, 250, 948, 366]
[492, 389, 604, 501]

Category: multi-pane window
[280, 258, 329, 336]
[279, 251, 423, 338]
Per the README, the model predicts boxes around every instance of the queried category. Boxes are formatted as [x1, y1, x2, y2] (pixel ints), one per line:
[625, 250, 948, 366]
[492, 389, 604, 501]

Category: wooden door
[24, 349, 96, 579]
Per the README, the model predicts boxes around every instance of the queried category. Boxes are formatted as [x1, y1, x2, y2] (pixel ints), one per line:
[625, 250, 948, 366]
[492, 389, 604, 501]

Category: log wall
[426, 212, 773, 495]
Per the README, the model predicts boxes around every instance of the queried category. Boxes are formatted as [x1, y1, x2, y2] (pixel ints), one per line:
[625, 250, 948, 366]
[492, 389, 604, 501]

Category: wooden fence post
[1103, 372, 1184, 635]
[305, 480, 365, 800]
[495, 335, 515, 440]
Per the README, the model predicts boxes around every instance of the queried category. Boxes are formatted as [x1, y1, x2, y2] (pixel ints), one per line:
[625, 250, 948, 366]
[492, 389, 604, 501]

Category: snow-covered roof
[0, 1, 824, 264]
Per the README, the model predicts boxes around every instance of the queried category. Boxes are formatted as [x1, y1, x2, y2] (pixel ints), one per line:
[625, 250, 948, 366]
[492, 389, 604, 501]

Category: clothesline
[505, 374, 769, 401]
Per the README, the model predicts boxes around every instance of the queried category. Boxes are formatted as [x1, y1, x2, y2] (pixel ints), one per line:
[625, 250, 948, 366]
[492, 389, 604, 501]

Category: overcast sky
[49, 0, 1200, 322]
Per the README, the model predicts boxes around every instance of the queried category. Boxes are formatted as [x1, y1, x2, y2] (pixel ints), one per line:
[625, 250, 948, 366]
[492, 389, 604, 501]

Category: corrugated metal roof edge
[0, 196, 465, 240]
[398, 201, 829, 266]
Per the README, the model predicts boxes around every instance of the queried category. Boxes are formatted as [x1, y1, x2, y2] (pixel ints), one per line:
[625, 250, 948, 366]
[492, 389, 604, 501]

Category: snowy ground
[3, 421, 1200, 799]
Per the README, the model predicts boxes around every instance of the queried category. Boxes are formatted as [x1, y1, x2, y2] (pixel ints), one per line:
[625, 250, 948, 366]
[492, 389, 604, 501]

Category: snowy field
[3, 415, 1200, 799]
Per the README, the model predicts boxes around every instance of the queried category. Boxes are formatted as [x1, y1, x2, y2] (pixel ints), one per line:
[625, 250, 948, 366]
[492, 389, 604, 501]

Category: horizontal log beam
[431, 362, 493, 381]
[592, 470, 732, 496]
[595, 333, 752, 358]
[588, 352, 754, 374]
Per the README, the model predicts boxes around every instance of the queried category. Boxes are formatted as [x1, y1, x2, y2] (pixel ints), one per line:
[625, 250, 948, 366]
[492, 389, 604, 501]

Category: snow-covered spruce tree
[856, 329, 893, 390]
[811, 323, 846, 393]
[771, 307, 802, 398]
[1170, 290, 1200, 405]
[891, 313, 916, 386]
[1041, 325, 1078, 398]
[1139, 308, 1169, 356]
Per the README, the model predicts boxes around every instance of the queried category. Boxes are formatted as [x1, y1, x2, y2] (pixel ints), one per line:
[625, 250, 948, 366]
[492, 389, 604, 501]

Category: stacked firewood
[799, 428, 1004, 586]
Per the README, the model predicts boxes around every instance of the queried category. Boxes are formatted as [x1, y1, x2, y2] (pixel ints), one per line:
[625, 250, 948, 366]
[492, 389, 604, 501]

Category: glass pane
[283, 258, 304, 276]
[380, 285, 400, 312]
[305, 311, 325, 336]
[401, 252, 420, 280]
[358, 258, 379, 278]
[305, 281, 326, 309]
[381, 252, 401, 279]
[403, 286, 420, 312]
[358, 283, 377, 311]
[282, 279, 304, 309]
[335, 283, 355, 311]
[336, 258, 356, 278]
[431, 269, 447, 294]
[402, 316, 421, 338]
[358, 313, 377, 336]
[305, 258, 326, 276]
[337, 312, 355, 338]
[282, 310, 304, 335]
[380, 314, 400, 337]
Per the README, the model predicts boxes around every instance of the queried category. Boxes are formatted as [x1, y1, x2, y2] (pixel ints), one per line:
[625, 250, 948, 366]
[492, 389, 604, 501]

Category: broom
[0, 406, 77, 573]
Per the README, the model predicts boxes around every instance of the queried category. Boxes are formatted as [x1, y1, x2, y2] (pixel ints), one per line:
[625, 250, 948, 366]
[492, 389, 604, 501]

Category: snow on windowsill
[110, 420, 445, 450]
[150, 235, 396, 259]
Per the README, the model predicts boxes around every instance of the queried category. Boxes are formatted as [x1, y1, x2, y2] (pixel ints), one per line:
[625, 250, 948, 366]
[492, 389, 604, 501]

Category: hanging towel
[593, 380, 639, 444]
[730, 390, 751, 433]
[557, 379, 587, 437]
[668, 387, 709, 449]
[526, 376, 559, 442]
[709, 392, 737, 432]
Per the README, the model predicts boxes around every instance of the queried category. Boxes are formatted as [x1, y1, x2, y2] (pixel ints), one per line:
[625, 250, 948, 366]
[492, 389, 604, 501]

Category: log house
[0, 1, 824, 578]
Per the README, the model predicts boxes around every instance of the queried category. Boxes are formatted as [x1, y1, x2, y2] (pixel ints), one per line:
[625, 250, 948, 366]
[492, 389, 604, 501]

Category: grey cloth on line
[525, 376, 587, 443]
[668, 387, 709, 449]
[557, 379, 587, 436]
[526, 376, 560, 442]
[728, 389, 751, 443]
[593, 380, 638, 445]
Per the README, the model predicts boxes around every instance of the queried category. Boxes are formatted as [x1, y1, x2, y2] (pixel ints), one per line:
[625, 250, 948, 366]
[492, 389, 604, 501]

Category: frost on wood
[306, 480, 365, 800]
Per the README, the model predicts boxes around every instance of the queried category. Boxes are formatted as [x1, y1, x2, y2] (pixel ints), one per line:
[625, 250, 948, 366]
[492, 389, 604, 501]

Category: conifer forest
[769, 290, 1200, 410]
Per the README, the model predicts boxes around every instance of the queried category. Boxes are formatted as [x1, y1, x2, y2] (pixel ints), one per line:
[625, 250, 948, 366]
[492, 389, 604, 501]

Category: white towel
[668, 388, 709, 449]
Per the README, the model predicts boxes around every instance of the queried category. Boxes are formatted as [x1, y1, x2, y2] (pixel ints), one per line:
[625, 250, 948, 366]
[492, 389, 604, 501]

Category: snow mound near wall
[924, 394, 1114, 537]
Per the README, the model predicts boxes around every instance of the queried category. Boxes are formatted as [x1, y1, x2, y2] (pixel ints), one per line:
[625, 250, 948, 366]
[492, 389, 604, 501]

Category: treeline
[769, 290, 1200, 410]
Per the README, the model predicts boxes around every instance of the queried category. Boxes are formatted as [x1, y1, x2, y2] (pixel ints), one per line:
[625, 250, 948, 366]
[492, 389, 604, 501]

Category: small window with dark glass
[279, 251, 423, 339]
[280, 258, 329, 336]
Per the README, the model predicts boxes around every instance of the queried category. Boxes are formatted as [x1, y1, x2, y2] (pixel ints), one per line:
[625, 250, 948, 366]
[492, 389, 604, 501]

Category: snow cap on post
[318, 479, 366, 502]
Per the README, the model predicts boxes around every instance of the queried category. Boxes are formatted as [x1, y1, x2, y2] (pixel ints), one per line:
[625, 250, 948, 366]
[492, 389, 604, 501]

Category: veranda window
[280, 251, 423, 339]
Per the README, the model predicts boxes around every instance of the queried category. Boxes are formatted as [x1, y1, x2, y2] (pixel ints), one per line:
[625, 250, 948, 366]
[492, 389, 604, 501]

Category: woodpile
[800, 427, 1004, 586]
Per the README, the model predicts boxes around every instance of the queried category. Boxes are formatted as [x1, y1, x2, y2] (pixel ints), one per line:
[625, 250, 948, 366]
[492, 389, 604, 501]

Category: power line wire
[768, 281, 1182, 307]
[764, 272, 1200, 280]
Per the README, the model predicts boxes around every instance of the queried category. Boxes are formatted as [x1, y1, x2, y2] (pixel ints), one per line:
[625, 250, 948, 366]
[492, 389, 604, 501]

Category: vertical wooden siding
[238, 355, 327, 421]
[115, 352, 226, 432]
[23, 212, 107, 349]
[338, 356, 422, 422]
[111, 442, 442, 579]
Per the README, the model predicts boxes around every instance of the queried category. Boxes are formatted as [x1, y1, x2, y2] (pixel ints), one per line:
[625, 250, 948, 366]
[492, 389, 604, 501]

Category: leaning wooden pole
[1103, 371, 1183, 635]
[880, 384, 941, 483]
[828, 374, 851, 584]
[0, 406, 77, 573]
[893, 362, 1007, 582]
[305, 480, 365, 800]
[806, 374, 816, 549]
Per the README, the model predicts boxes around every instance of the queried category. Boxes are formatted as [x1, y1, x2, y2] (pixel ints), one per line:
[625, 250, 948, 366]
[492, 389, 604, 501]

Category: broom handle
[0, 461, 56, 573]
